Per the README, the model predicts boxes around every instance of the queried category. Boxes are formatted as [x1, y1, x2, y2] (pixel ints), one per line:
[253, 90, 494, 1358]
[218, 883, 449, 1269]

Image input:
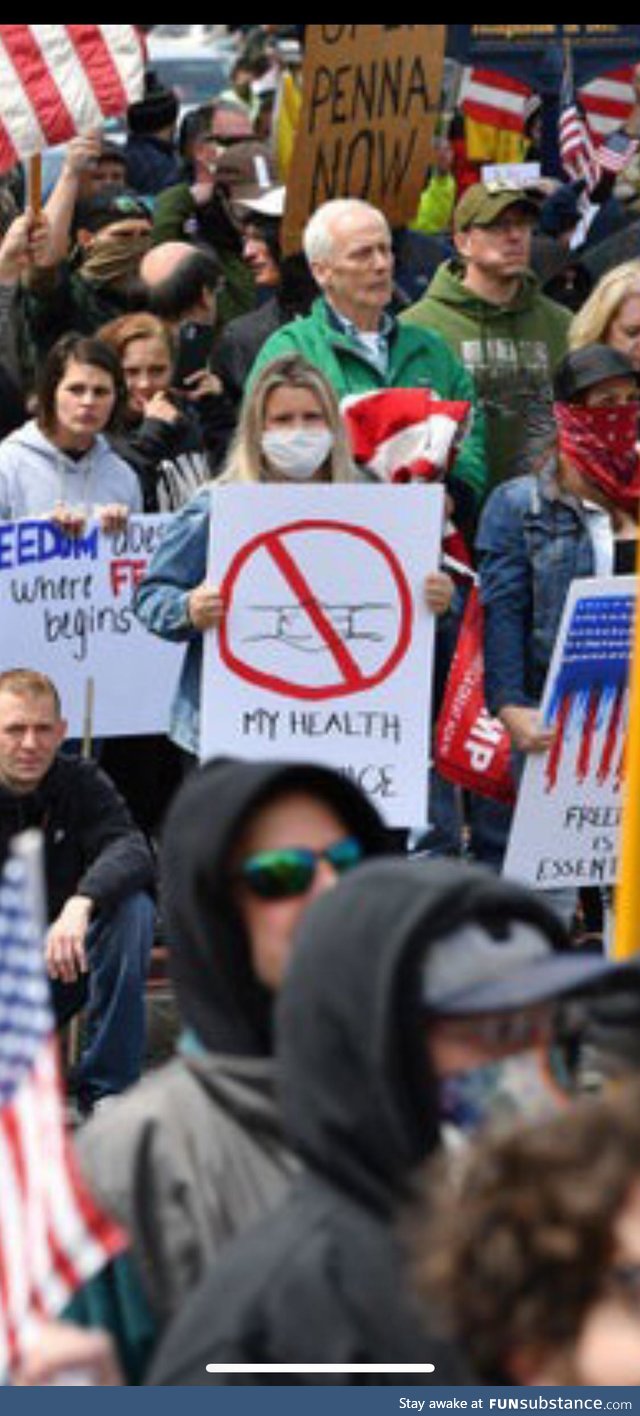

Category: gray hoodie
[0, 419, 142, 520]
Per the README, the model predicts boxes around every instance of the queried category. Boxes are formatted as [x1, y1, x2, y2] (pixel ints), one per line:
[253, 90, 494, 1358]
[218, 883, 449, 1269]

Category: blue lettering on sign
[0, 521, 100, 570]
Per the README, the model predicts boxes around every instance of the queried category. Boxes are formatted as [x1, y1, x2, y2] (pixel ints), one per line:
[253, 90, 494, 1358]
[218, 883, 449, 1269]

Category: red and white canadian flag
[0, 25, 144, 173]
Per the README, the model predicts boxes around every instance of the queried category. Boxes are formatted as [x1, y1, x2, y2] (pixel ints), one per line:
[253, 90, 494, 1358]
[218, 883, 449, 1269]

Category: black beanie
[128, 70, 179, 136]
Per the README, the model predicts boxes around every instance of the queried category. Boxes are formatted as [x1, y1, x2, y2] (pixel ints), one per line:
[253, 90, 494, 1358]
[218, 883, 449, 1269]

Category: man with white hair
[249, 197, 487, 505]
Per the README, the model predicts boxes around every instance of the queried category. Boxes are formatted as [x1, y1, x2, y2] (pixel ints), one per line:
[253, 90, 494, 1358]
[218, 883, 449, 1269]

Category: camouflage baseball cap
[454, 181, 540, 233]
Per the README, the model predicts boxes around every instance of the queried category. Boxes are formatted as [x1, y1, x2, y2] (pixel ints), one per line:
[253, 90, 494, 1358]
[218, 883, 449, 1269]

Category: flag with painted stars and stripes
[0, 834, 126, 1384]
[0, 25, 144, 174]
[545, 593, 633, 794]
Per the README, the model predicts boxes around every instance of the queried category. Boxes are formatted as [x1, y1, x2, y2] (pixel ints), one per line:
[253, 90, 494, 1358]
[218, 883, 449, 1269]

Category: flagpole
[27, 154, 42, 216]
[613, 539, 640, 959]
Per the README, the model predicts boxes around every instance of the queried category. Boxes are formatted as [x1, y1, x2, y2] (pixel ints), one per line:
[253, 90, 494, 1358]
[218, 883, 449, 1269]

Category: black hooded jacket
[78, 757, 390, 1324]
[147, 857, 558, 1386]
[161, 756, 391, 1058]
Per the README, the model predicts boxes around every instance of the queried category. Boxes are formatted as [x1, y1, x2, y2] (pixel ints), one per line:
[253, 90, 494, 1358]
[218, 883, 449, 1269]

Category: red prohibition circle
[218, 518, 414, 702]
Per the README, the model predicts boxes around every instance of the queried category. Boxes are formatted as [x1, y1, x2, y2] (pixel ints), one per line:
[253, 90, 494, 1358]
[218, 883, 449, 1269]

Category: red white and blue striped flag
[558, 47, 601, 192]
[0, 25, 144, 174]
[0, 835, 126, 1383]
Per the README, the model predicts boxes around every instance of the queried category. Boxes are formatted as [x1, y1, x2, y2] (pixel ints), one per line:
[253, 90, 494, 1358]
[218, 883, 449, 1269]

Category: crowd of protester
[5, 23, 640, 1389]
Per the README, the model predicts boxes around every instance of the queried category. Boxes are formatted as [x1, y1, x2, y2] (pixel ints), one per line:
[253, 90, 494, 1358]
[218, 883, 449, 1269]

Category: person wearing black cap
[18, 182, 152, 385]
[473, 343, 640, 889]
[403, 181, 571, 490]
[146, 855, 633, 1386]
[125, 70, 182, 198]
[72, 756, 390, 1379]
[479, 342, 640, 765]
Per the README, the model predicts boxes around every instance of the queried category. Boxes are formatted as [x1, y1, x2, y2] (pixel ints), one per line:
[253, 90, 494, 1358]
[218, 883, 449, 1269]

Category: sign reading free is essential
[0, 515, 181, 737]
[201, 484, 444, 828]
[505, 577, 635, 893]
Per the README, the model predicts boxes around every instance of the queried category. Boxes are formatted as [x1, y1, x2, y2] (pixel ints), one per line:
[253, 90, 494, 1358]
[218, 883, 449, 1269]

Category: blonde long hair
[569, 260, 640, 352]
[221, 355, 356, 484]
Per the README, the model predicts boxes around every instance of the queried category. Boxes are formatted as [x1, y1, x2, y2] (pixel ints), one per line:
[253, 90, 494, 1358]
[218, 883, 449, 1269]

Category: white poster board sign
[201, 484, 444, 827]
[504, 577, 634, 890]
[0, 515, 182, 738]
[481, 162, 542, 188]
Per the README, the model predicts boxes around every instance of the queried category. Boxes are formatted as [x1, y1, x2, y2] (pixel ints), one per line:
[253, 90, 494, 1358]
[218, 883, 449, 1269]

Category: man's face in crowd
[455, 204, 534, 284]
[0, 690, 67, 795]
[311, 208, 394, 328]
[232, 791, 357, 992]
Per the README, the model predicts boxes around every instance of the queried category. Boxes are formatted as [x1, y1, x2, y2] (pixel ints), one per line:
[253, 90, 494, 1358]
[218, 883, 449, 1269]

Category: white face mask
[261, 427, 335, 481]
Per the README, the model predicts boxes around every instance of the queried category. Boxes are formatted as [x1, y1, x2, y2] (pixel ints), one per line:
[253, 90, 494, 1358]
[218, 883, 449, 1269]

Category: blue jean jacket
[134, 487, 211, 755]
[476, 465, 596, 715]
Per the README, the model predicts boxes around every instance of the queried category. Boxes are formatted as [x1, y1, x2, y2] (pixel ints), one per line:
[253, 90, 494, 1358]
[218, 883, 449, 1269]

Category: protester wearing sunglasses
[231, 805, 367, 993]
[148, 857, 638, 1388]
[71, 756, 389, 1382]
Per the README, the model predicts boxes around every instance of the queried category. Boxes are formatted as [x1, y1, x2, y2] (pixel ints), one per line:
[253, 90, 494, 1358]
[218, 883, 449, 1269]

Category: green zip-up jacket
[402, 262, 571, 490]
[250, 297, 488, 503]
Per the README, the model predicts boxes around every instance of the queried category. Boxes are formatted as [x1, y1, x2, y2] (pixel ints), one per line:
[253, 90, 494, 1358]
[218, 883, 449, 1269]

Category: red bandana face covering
[554, 400, 640, 510]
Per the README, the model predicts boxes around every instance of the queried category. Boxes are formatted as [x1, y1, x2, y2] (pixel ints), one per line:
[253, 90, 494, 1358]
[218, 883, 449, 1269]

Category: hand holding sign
[188, 582, 226, 633]
[499, 704, 556, 756]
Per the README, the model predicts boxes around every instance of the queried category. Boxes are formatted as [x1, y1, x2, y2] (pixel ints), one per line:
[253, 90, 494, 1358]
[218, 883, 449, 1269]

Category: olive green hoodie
[402, 262, 571, 490]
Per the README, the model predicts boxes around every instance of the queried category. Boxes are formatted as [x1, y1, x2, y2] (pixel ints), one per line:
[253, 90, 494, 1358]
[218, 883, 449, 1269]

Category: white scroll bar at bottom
[205, 1365, 436, 1374]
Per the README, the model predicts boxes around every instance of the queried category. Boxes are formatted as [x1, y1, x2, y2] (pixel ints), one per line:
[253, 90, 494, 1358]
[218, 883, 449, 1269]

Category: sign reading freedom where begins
[0, 515, 181, 738]
[201, 484, 444, 829]
[282, 25, 446, 256]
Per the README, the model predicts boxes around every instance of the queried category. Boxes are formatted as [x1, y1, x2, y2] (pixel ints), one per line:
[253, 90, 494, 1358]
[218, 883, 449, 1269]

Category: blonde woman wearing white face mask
[221, 354, 355, 486]
[134, 356, 358, 758]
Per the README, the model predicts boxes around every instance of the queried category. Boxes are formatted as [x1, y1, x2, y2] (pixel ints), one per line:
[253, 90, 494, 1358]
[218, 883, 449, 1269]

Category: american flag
[595, 128, 640, 176]
[0, 836, 126, 1383]
[558, 49, 601, 192]
[0, 26, 144, 174]
[459, 67, 532, 134]
[580, 65, 637, 141]
[341, 388, 474, 579]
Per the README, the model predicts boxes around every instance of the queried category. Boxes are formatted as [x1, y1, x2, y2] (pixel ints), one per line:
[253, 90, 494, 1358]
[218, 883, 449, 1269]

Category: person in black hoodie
[74, 754, 389, 1379]
[147, 855, 634, 1387]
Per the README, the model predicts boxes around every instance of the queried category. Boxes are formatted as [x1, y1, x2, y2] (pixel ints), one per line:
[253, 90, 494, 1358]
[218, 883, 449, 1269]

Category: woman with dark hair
[0, 331, 142, 532]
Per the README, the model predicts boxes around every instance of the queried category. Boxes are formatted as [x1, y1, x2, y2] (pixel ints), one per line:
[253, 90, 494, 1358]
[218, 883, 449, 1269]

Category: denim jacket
[134, 486, 211, 755]
[476, 464, 597, 715]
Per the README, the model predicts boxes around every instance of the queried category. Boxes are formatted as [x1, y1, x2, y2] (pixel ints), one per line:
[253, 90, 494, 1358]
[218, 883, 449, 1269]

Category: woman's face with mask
[261, 384, 335, 482]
